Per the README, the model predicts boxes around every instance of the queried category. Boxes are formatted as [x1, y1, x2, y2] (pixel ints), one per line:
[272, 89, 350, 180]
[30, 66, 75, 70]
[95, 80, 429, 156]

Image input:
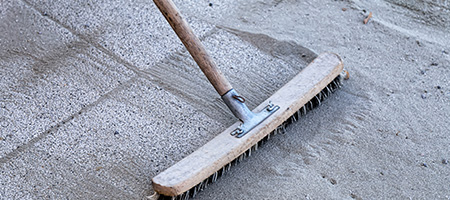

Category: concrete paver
[0, 0, 135, 159]
[4, 0, 448, 199]
[0, 0, 315, 198]
[24, 0, 217, 70]
[1, 77, 223, 199]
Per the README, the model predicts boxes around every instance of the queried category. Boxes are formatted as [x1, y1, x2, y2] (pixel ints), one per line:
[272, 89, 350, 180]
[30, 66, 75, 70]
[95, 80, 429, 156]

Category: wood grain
[152, 53, 344, 196]
[153, 0, 232, 96]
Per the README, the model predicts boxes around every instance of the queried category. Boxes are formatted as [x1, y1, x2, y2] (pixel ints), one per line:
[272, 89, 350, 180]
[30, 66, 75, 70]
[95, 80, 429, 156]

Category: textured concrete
[0, 0, 226, 198]
[23, 0, 222, 70]
[0, 0, 135, 159]
[0, 0, 310, 198]
[1, 0, 449, 199]
[1, 77, 222, 199]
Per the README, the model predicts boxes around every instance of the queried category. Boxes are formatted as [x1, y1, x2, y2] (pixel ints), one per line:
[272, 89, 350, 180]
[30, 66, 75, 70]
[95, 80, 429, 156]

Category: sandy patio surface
[1, 0, 449, 199]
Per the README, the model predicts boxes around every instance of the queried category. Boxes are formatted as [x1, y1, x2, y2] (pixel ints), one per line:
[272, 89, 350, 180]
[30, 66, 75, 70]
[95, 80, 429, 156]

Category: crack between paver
[20, 0, 223, 101]
[20, 0, 219, 84]
[0, 75, 138, 164]
[20, 0, 155, 81]
[20, 0, 220, 98]
[2, 0, 222, 163]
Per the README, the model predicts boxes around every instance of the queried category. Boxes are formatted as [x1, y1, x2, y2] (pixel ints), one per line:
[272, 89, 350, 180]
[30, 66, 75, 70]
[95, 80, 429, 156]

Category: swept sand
[191, 0, 450, 199]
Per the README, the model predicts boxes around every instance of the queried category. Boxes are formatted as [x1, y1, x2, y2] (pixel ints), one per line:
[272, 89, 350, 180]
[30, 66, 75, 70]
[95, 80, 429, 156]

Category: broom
[151, 0, 347, 199]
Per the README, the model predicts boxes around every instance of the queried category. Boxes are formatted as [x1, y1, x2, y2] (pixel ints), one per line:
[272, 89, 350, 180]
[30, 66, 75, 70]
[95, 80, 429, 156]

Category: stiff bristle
[158, 75, 343, 200]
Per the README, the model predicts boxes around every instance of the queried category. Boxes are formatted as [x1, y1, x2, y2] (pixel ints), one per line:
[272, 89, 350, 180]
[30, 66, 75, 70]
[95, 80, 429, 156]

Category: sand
[1, 0, 449, 199]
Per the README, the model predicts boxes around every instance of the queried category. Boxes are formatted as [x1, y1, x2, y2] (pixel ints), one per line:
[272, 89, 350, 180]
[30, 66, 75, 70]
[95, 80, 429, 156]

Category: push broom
[151, 0, 346, 199]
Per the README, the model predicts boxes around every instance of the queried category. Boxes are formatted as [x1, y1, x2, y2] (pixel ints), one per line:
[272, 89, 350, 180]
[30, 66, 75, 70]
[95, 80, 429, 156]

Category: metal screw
[231, 127, 243, 136]
[267, 101, 275, 111]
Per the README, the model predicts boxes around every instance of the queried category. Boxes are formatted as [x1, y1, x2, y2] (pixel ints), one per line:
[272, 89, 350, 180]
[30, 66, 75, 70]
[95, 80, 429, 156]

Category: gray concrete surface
[1, 77, 222, 199]
[0, 0, 136, 159]
[1, 0, 449, 199]
[1, 0, 311, 198]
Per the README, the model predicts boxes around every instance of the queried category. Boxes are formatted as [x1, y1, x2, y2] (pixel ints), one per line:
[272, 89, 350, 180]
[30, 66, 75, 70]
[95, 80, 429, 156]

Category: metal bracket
[222, 89, 280, 138]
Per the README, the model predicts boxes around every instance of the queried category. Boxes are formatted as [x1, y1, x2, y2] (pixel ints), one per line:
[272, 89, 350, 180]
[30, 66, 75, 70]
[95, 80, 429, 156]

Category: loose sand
[193, 1, 450, 199]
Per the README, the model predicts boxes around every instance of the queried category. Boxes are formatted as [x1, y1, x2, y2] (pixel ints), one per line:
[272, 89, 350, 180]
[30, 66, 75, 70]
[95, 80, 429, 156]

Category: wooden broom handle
[153, 0, 233, 96]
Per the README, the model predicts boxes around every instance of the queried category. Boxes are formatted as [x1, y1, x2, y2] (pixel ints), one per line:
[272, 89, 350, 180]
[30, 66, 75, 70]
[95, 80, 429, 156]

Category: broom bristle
[157, 75, 343, 200]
